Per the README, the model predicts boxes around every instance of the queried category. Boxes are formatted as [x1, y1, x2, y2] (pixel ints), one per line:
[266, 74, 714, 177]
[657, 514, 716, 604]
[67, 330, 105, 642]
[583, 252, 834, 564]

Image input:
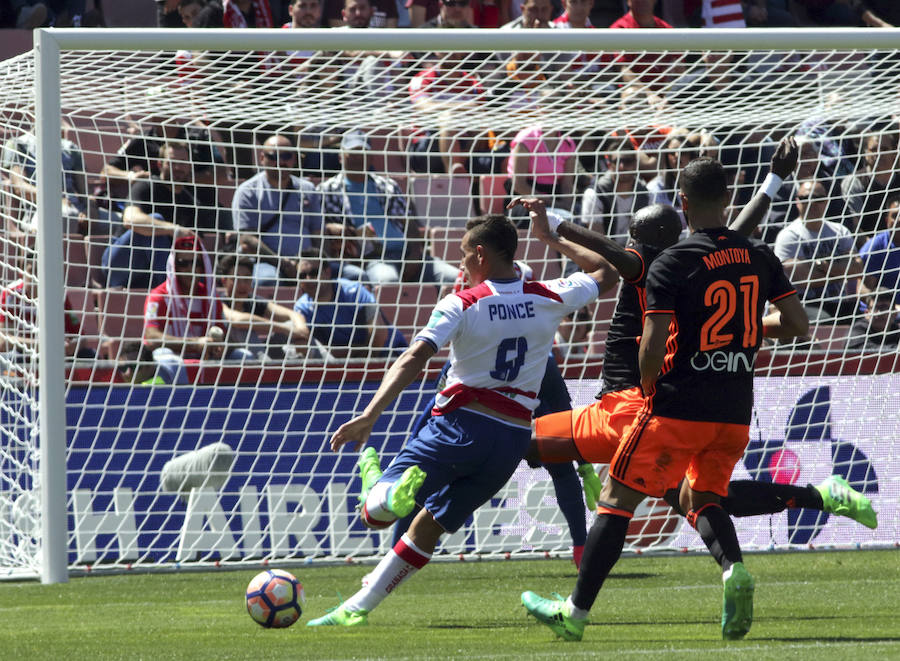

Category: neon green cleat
[306, 605, 369, 627]
[577, 463, 603, 511]
[815, 475, 878, 529]
[521, 591, 586, 641]
[722, 562, 754, 640]
[386, 466, 426, 518]
[356, 447, 383, 506]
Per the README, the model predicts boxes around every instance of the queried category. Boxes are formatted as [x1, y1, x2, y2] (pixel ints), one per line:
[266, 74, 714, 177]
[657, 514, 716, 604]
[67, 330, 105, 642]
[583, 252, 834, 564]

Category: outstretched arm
[638, 313, 671, 395]
[729, 135, 798, 238]
[330, 340, 436, 452]
[509, 196, 641, 285]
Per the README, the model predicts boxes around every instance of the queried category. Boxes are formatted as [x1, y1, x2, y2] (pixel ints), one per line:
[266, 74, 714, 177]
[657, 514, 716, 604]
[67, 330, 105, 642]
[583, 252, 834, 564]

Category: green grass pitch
[1, 550, 897, 660]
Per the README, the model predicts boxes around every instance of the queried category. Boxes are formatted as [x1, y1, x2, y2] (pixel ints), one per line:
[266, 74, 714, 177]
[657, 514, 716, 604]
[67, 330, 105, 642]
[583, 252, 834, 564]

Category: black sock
[571, 512, 630, 612]
[688, 503, 742, 572]
[722, 480, 823, 517]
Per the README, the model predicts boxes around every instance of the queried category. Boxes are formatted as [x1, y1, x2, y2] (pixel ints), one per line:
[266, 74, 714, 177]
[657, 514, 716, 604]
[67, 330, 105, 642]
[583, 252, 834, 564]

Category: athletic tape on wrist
[547, 211, 564, 236]
[761, 173, 783, 200]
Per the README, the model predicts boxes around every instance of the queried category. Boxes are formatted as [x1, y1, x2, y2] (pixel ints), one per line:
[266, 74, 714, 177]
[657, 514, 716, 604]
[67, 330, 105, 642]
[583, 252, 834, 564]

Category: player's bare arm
[761, 293, 809, 340]
[638, 312, 671, 394]
[508, 196, 636, 286]
[729, 135, 798, 237]
[330, 340, 436, 452]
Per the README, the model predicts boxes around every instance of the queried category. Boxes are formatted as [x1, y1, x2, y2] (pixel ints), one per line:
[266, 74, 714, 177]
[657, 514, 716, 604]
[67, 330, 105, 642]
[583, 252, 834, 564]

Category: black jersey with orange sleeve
[598, 242, 663, 397]
[643, 227, 796, 425]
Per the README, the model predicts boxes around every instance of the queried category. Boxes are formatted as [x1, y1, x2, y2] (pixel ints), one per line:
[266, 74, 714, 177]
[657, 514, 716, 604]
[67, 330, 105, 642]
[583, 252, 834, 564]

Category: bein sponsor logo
[689, 350, 753, 373]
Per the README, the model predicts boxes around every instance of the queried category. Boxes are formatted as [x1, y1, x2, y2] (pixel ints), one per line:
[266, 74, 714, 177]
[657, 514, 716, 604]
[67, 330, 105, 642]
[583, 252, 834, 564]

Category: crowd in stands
[0, 0, 899, 385]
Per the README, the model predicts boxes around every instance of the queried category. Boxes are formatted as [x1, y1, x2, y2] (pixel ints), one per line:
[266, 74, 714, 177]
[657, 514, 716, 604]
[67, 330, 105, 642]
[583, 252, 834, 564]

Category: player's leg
[357, 447, 426, 530]
[533, 356, 587, 566]
[684, 422, 756, 640]
[523, 409, 682, 641]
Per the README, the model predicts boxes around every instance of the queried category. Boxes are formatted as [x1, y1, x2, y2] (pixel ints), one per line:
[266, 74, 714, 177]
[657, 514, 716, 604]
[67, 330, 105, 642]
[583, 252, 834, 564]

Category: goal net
[1, 28, 898, 579]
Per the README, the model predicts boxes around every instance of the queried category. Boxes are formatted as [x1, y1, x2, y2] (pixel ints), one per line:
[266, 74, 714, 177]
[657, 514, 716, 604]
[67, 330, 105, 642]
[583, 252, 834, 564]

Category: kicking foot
[521, 590, 585, 641]
[356, 447, 383, 506]
[722, 562, 754, 640]
[386, 466, 426, 518]
[306, 605, 369, 627]
[815, 475, 877, 530]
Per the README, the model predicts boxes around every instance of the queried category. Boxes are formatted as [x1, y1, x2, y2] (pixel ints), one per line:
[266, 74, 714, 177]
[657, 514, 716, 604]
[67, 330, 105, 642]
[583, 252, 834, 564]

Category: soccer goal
[1, 27, 898, 582]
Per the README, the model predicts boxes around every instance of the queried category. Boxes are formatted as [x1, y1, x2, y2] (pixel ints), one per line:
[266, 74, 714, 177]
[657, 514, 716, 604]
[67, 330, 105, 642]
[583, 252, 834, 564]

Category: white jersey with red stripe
[414, 273, 599, 419]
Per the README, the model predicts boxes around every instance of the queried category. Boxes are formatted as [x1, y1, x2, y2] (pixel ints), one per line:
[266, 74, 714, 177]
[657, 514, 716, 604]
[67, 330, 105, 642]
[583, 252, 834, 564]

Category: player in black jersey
[519, 139, 875, 642]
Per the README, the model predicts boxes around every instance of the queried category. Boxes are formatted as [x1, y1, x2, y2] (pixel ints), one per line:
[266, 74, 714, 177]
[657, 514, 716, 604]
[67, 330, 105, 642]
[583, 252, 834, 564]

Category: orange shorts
[533, 387, 645, 464]
[610, 409, 750, 498]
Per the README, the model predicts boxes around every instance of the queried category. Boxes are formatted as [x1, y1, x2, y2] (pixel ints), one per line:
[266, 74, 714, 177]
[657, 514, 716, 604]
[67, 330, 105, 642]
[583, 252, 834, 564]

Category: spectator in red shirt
[143, 233, 252, 384]
[610, 0, 681, 89]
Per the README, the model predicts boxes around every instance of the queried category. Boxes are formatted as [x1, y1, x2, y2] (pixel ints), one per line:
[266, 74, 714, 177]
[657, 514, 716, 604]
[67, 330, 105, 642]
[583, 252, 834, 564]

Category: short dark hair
[217, 253, 255, 277]
[629, 204, 682, 249]
[465, 214, 518, 263]
[680, 157, 728, 207]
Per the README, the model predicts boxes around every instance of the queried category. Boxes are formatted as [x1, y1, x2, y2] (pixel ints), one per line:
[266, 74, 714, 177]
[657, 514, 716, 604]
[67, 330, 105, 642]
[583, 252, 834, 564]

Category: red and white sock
[361, 482, 395, 529]
[344, 534, 432, 613]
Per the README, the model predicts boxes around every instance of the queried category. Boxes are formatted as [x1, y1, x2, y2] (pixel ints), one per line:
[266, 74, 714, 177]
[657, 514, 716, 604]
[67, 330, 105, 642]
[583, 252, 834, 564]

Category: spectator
[506, 121, 578, 221]
[700, 0, 746, 26]
[143, 234, 252, 384]
[741, 0, 798, 26]
[222, 0, 274, 26]
[421, 0, 473, 26]
[581, 138, 650, 245]
[231, 133, 321, 285]
[847, 287, 900, 352]
[116, 341, 166, 385]
[217, 254, 310, 360]
[610, 0, 680, 89]
[407, 0, 440, 25]
[293, 255, 407, 359]
[320, 131, 459, 285]
[551, 0, 591, 26]
[501, 0, 552, 28]
[103, 139, 220, 289]
[6, 1, 47, 28]
[284, 0, 322, 26]
[470, 0, 508, 27]
[840, 130, 900, 241]
[324, 0, 396, 25]
[859, 0, 900, 26]
[156, 0, 183, 26]
[338, 0, 374, 25]
[177, 0, 206, 25]
[647, 129, 701, 228]
[0, 255, 91, 360]
[773, 180, 863, 321]
[858, 195, 900, 305]
[1, 125, 87, 234]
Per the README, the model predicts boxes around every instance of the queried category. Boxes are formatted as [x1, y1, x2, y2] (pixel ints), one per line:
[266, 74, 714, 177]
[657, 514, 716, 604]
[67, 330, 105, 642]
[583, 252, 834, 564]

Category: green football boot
[722, 562, 754, 640]
[386, 466, 426, 518]
[306, 605, 369, 627]
[356, 447, 383, 507]
[521, 591, 586, 641]
[815, 475, 878, 529]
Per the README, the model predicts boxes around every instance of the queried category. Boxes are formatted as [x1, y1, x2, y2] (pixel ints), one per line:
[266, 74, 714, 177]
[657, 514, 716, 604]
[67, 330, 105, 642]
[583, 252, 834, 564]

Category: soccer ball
[245, 569, 305, 628]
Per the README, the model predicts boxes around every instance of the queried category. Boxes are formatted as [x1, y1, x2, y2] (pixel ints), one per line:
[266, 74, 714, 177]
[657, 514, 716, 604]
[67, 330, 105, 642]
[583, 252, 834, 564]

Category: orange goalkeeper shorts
[610, 409, 750, 498]
[533, 386, 645, 464]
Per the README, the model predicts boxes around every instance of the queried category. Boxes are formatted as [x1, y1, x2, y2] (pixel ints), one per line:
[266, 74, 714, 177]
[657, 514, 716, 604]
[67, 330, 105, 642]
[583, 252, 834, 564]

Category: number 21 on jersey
[700, 276, 760, 351]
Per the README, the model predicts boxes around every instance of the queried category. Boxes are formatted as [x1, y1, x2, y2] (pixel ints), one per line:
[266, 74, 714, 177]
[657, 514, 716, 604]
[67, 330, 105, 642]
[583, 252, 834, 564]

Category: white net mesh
[1, 31, 898, 575]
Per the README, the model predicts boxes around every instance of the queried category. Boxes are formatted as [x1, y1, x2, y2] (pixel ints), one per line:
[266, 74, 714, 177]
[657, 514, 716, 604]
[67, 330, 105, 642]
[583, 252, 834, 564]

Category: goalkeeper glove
[577, 463, 603, 511]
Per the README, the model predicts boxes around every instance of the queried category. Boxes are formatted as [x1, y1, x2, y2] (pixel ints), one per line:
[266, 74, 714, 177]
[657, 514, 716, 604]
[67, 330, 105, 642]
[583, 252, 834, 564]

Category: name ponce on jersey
[702, 247, 751, 270]
[487, 301, 536, 321]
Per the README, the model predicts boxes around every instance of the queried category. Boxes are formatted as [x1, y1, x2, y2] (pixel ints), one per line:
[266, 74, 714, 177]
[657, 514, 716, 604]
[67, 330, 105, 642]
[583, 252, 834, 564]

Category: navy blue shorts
[379, 408, 531, 533]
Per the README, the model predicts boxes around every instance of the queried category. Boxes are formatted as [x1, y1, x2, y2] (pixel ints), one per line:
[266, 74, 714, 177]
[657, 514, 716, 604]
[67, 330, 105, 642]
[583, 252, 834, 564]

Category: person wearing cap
[231, 133, 322, 286]
[143, 233, 253, 384]
[320, 131, 459, 286]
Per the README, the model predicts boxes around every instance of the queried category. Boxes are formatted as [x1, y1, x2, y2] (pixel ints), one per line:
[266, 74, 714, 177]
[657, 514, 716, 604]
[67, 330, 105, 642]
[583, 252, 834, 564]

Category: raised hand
[771, 134, 799, 179]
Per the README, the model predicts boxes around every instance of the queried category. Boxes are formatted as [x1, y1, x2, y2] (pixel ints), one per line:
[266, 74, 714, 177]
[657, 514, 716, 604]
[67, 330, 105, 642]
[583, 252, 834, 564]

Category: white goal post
[6, 27, 898, 583]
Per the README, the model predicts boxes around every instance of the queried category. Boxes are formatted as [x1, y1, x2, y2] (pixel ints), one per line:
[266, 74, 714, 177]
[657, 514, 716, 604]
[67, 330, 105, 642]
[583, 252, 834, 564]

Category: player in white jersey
[308, 214, 609, 627]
